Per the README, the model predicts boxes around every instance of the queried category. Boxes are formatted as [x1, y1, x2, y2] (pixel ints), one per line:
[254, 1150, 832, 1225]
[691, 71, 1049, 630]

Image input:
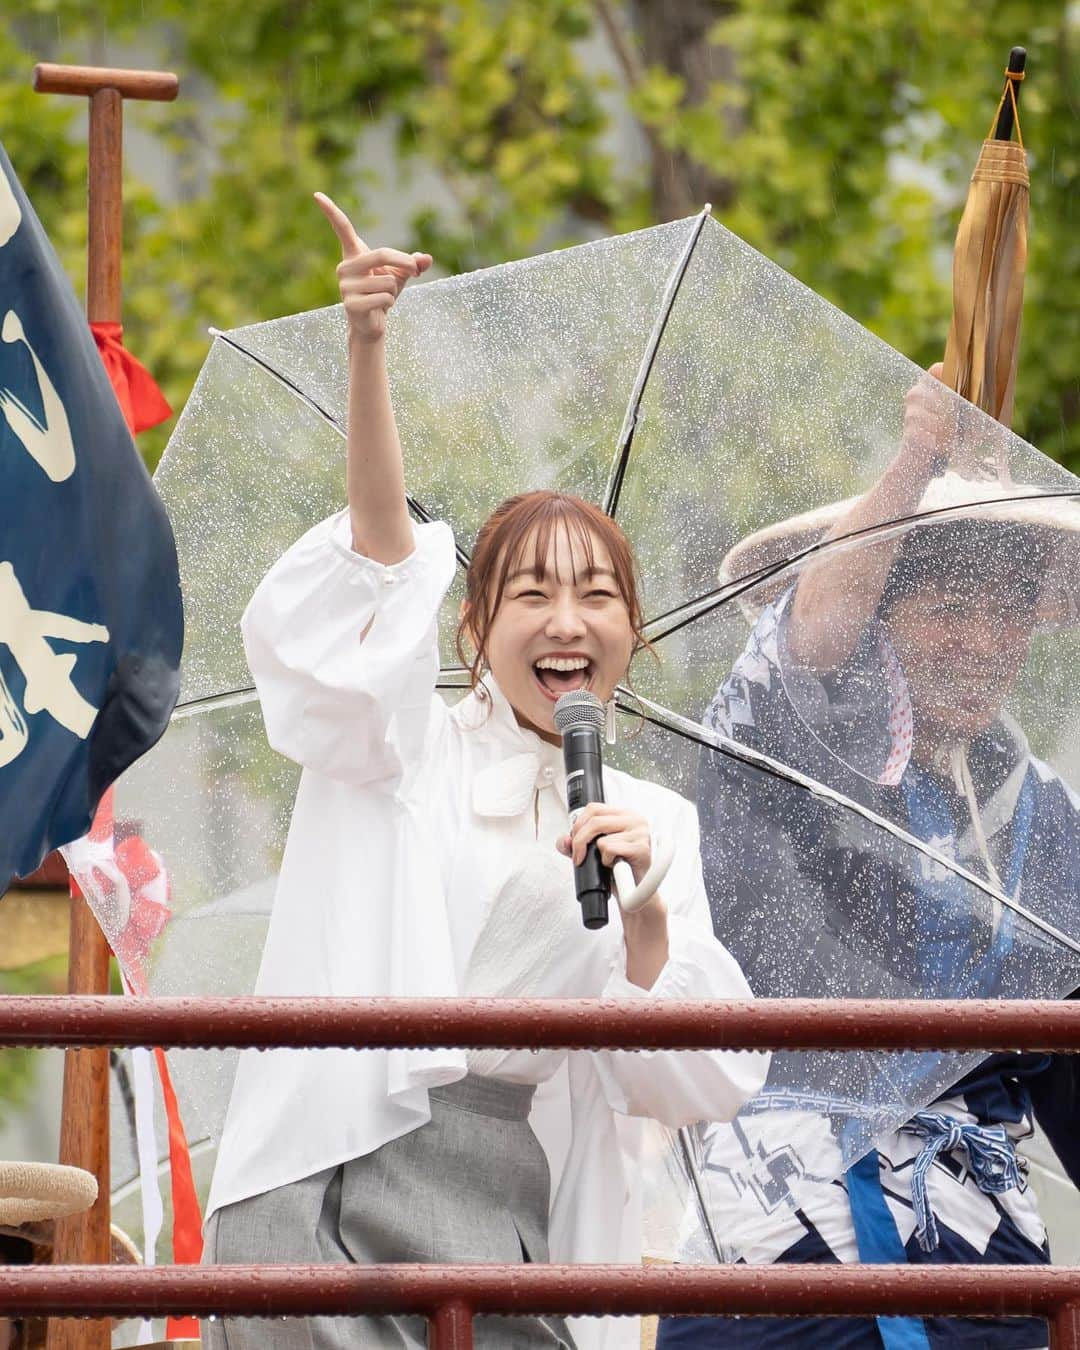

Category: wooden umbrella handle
[32, 63, 178, 101]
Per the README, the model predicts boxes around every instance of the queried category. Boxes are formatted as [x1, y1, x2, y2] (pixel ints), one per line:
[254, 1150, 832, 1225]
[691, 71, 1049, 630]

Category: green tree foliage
[623, 0, 1079, 466]
[2, 0, 1076, 475]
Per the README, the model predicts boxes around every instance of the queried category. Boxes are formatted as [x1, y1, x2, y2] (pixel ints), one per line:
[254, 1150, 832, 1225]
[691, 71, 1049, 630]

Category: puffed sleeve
[241, 510, 457, 788]
[594, 794, 770, 1129]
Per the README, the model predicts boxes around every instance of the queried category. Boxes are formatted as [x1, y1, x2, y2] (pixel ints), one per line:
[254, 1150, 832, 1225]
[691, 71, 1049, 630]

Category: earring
[605, 697, 617, 746]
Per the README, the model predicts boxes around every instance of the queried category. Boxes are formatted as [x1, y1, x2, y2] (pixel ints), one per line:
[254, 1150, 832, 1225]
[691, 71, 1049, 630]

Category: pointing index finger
[313, 191, 366, 259]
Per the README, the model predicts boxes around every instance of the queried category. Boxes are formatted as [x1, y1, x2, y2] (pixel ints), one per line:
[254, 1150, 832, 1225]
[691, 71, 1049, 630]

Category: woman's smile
[531, 651, 594, 700]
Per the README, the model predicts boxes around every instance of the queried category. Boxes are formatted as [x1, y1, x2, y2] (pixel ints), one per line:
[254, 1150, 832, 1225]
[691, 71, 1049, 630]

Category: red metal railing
[3, 997, 1078, 1347]
[2, 1265, 1079, 1344]
[2, 994, 1078, 1051]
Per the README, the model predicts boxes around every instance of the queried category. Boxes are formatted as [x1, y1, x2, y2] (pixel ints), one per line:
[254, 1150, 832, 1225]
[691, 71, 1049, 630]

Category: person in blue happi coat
[658, 367, 1080, 1350]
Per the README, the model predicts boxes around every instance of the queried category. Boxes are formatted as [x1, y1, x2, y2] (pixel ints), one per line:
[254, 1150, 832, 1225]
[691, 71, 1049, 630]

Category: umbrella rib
[677, 1125, 725, 1263]
[171, 686, 1079, 949]
[642, 489, 1080, 643]
[601, 204, 713, 519]
[210, 330, 474, 572]
[173, 668, 476, 716]
[617, 686, 1080, 960]
[172, 686, 260, 718]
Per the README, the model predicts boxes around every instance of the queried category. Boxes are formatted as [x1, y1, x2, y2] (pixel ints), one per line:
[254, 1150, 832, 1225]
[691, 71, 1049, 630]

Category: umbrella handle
[992, 47, 1026, 143]
[613, 834, 675, 914]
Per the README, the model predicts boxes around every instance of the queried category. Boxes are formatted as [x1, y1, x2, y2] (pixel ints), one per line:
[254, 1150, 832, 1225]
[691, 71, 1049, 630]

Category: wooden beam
[33, 64, 178, 102]
[46, 889, 112, 1350]
[33, 62, 180, 1350]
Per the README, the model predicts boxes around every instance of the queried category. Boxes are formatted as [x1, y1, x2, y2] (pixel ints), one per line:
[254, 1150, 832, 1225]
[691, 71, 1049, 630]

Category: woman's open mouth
[532, 655, 593, 700]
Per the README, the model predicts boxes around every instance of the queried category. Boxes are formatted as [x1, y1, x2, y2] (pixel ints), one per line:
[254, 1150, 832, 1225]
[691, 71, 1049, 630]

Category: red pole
[45, 900, 112, 1350]
[1053, 1302, 1080, 1350]
[430, 1300, 475, 1350]
[85, 86, 123, 322]
[32, 64, 179, 318]
[32, 62, 178, 1350]
[0, 995, 1077, 1053]
[0, 1262, 1078, 1320]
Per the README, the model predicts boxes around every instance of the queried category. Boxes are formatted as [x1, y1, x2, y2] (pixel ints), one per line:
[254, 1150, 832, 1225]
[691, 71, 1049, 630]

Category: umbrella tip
[208, 326, 222, 338]
[702, 201, 713, 217]
[993, 49, 1028, 141]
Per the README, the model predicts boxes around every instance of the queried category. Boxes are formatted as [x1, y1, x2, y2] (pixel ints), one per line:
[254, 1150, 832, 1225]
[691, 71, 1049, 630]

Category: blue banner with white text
[0, 139, 183, 893]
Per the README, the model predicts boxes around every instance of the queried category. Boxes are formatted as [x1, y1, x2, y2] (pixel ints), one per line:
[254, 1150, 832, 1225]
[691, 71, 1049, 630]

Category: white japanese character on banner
[0, 560, 109, 766]
[0, 309, 76, 481]
[0, 669, 27, 768]
[0, 166, 20, 247]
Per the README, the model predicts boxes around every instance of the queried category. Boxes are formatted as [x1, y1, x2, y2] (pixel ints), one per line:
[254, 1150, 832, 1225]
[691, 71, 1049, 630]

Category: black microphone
[553, 689, 610, 930]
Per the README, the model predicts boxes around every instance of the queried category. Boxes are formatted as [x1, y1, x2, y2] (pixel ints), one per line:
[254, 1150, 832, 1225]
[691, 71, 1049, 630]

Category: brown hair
[457, 490, 650, 692]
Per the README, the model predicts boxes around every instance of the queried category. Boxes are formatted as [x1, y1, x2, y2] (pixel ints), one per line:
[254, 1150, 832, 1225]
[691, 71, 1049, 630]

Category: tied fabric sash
[90, 322, 172, 434]
[845, 1118, 1022, 1348]
[844, 765, 1035, 1346]
[903, 1110, 1021, 1253]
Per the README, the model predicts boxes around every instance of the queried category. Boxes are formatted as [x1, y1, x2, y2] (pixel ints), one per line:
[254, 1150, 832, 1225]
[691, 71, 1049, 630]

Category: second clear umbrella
[65, 209, 1080, 1265]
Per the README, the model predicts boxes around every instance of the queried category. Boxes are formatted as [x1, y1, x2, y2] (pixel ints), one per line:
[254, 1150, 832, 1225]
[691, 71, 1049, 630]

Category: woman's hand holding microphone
[557, 804, 671, 990]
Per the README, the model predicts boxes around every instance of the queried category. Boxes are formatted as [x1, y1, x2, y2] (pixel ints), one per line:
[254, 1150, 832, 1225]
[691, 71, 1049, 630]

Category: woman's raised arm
[314, 193, 431, 564]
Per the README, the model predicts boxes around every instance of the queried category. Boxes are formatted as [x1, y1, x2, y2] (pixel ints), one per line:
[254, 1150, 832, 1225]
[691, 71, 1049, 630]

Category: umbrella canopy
[941, 49, 1029, 431]
[63, 211, 1080, 1264]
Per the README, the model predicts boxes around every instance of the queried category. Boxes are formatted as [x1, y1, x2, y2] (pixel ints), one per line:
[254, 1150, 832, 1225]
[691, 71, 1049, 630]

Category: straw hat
[0, 1162, 97, 1228]
[0, 1159, 139, 1266]
[718, 472, 1080, 625]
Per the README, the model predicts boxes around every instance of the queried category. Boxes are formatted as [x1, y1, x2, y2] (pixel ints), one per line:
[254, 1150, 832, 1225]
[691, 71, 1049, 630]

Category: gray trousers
[202, 1075, 575, 1349]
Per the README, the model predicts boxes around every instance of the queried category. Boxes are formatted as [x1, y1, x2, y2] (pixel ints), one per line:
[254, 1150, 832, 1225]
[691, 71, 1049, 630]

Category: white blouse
[207, 511, 768, 1350]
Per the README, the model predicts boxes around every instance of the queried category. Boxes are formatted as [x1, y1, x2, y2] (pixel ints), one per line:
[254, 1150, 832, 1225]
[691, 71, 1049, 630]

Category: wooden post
[32, 66, 178, 319]
[86, 86, 123, 324]
[32, 62, 178, 1350]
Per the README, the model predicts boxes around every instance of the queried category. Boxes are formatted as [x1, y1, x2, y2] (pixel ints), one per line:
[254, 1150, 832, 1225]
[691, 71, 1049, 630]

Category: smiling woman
[196, 196, 768, 1350]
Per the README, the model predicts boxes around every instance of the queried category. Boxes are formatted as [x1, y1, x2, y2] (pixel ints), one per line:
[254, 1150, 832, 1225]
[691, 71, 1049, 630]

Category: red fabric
[67, 784, 116, 897]
[107, 836, 205, 1297]
[90, 321, 172, 434]
[110, 836, 171, 971]
[155, 1043, 204, 1339]
[73, 791, 205, 1311]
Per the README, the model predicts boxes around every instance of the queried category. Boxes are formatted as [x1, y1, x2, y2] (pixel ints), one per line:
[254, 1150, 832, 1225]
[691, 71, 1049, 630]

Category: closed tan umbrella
[942, 47, 1029, 432]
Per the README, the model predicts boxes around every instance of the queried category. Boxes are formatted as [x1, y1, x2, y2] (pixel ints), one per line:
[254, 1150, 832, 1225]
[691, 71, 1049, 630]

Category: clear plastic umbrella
[64, 210, 1080, 1263]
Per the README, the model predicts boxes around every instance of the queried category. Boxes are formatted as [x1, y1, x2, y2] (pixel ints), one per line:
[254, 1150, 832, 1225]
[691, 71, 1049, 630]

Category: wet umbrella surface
[65, 211, 1080, 1262]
